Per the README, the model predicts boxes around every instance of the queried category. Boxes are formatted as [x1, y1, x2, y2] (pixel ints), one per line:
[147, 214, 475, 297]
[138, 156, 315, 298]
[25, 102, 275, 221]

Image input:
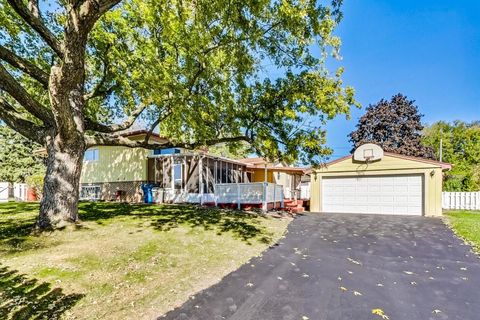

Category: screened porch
[147, 153, 250, 204]
[146, 153, 285, 210]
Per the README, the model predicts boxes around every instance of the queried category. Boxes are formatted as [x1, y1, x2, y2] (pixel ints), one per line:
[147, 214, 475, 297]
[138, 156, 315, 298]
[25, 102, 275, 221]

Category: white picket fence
[0, 182, 8, 202]
[442, 192, 480, 210]
[0, 182, 28, 202]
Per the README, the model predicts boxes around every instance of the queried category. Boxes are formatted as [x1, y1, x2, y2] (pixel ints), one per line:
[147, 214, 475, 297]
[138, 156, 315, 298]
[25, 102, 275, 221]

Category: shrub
[26, 174, 44, 199]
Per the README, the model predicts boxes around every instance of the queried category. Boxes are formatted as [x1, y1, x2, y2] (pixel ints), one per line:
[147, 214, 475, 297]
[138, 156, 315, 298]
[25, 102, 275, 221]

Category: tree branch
[0, 45, 49, 89]
[6, 0, 63, 58]
[27, 0, 40, 18]
[0, 64, 53, 124]
[84, 51, 114, 100]
[85, 132, 251, 149]
[0, 97, 47, 144]
[77, 0, 121, 31]
[143, 107, 173, 144]
[85, 102, 148, 133]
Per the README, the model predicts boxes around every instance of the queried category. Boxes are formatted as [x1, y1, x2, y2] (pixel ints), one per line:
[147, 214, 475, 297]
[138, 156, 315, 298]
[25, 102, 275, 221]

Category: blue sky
[324, 0, 480, 159]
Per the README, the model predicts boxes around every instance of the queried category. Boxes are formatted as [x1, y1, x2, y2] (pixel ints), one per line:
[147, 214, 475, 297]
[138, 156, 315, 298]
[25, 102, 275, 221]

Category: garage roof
[319, 152, 452, 171]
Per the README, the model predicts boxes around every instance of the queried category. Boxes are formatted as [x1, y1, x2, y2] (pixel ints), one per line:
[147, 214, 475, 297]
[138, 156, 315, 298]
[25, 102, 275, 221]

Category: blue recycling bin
[141, 183, 154, 204]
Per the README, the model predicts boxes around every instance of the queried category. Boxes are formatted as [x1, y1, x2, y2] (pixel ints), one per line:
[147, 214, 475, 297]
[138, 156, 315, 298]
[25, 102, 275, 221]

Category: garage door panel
[322, 175, 423, 216]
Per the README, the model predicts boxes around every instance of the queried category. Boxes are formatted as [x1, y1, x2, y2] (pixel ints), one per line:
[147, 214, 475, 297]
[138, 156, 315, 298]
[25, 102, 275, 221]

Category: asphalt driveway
[161, 213, 480, 320]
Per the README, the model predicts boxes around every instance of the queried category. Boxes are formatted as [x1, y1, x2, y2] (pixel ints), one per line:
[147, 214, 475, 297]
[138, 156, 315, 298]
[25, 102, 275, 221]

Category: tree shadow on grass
[0, 202, 275, 249]
[0, 202, 39, 215]
[0, 264, 84, 320]
[0, 203, 38, 253]
[79, 202, 273, 244]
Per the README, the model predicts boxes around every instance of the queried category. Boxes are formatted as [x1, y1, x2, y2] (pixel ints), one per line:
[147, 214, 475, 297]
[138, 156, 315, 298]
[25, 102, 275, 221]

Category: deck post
[199, 155, 204, 205]
[273, 184, 276, 210]
[171, 157, 175, 191]
[262, 182, 267, 212]
[281, 186, 284, 208]
[154, 158, 157, 184]
[237, 183, 241, 210]
[183, 155, 187, 193]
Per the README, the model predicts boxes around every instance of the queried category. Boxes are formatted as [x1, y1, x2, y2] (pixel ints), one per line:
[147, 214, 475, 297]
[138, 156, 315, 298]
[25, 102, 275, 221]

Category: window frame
[84, 148, 99, 162]
[80, 185, 101, 200]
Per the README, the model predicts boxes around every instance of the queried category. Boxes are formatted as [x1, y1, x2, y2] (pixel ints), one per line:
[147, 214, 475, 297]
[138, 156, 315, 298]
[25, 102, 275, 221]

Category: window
[154, 148, 181, 155]
[80, 185, 101, 200]
[84, 149, 99, 162]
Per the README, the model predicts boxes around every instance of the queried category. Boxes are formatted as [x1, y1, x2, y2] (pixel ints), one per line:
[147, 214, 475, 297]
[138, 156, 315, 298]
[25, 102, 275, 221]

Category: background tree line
[349, 94, 480, 192]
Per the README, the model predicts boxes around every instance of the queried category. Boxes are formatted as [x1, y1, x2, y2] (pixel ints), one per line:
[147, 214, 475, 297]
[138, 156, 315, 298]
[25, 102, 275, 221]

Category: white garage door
[322, 175, 423, 215]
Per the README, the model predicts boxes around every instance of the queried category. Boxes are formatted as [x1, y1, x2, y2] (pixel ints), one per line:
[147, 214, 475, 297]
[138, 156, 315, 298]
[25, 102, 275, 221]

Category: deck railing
[214, 182, 284, 210]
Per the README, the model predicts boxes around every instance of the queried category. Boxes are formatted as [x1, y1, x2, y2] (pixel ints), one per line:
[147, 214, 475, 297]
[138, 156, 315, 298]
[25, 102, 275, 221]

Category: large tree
[349, 93, 433, 158]
[0, 124, 44, 182]
[422, 121, 480, 191]
[0, 0, 356, 229]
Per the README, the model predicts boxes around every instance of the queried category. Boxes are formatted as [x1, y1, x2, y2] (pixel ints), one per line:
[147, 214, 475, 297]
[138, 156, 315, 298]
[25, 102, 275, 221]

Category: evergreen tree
[0, 125, 44, 182]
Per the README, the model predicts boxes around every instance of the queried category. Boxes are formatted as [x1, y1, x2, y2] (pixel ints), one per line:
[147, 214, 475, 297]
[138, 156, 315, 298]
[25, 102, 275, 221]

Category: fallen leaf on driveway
[372, 308, 389, 319]
[347, 257, 362, 265]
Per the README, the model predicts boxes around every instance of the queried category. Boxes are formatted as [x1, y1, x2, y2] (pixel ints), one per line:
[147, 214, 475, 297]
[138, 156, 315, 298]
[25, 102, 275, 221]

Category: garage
[322, 175, 423, 215]
[310, 144, 451, 216]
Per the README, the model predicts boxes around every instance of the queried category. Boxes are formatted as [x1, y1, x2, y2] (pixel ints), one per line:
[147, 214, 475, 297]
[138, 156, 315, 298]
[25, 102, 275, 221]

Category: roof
[238, 157, 307, 173]
[237, 157, 269, 165]
[321, 152, 452, 170]
[245, 165, 306, 174]
[148, 152, 249, 166]
[119, 130, 169, 144]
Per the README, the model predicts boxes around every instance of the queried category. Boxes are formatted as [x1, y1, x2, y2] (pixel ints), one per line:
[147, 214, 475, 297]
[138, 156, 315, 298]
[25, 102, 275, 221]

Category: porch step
[290, 207, 305, 214]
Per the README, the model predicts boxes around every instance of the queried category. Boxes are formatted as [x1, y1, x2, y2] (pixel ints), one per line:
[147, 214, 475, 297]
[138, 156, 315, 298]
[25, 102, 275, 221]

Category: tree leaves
[1, 0, 357, 165]
[349, 93, 434, 159]
[422, 121, 480, 191]
[0, 125, 44, 182]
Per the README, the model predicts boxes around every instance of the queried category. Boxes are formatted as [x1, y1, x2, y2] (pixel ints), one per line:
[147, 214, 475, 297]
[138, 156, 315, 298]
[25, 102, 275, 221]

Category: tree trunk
[37, 134, 85, 229]
[36, 11, 89, 229]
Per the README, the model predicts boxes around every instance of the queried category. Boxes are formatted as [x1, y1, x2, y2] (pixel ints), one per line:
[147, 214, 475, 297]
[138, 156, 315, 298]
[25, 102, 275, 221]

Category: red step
[289, 207, 305, 214]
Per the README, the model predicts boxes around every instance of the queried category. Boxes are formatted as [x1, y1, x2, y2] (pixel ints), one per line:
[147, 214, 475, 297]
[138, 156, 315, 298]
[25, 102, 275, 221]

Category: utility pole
[439, 138, 443, 162]
[439, 128, 443, 162]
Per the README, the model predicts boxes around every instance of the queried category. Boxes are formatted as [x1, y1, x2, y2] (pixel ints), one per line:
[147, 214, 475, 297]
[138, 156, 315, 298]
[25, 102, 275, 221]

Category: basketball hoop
[353, 143, 383, 163]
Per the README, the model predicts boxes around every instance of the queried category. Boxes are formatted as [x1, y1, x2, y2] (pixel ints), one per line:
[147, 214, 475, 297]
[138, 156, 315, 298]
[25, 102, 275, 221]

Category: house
[310, 143, 452, 216]
[79, 131, 288, 209]
[80, 130, 169, 201]
[237, 157, 306, 199]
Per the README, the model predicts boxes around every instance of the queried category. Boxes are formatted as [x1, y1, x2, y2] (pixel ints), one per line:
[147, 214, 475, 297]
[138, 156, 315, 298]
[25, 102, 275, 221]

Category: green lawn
[445, 210, 480, 253]
[0, 202, 290, 320]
